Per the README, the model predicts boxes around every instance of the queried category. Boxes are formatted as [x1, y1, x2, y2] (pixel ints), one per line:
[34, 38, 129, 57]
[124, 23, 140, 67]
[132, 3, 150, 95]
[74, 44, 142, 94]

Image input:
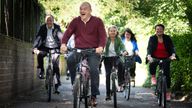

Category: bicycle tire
[162, 76, 167, 108]
[84, 78, 90, 108]
[124, 71, 131, 100]
[73, 74, 82, 108]
[132, 79, 135, 87]
[46, 66, 52, 102]
[111, 73, 117, 108]
[157, 77, 162, 106]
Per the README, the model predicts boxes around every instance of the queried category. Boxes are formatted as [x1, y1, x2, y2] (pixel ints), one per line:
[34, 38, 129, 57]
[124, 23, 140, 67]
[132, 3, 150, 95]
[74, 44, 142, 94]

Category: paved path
[1, 75, 191, 108]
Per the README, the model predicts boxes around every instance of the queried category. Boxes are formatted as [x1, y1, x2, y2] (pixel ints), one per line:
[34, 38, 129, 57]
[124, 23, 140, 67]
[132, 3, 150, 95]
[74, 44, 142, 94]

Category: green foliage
[171, 33, 192, 93]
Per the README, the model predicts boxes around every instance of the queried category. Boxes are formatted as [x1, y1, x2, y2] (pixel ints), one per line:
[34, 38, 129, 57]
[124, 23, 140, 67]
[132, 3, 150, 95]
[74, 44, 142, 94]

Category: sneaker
[166, 92, 171, 101]
[89, 96, 97, 107]
[105, 95, 111, 101]
[54, 90, 60, 94]
[54, 84, 60, 94]
[117, 85, 124, 92]
[37, 69, 44, 79]
[151, 75, 156, 85]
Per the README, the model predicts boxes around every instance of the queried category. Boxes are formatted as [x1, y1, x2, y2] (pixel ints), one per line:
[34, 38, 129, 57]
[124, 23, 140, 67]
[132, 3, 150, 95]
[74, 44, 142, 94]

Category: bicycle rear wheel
[73, 74, 82, 108]
[46, 66, 53, 102]
[162, 77, 167, 108]
[124, 71, 131, 100]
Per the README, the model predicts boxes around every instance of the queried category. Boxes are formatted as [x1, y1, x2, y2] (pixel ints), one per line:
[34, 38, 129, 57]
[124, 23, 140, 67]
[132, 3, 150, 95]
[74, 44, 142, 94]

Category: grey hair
[81, 2, 92, 10]
[45, 14, 54, 23]
[108, 25, 119, 36]
[108, 25, 118, 32]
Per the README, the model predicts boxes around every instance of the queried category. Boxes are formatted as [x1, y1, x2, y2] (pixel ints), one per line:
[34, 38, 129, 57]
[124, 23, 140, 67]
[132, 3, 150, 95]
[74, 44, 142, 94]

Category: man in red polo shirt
[60, 2, 107, 106]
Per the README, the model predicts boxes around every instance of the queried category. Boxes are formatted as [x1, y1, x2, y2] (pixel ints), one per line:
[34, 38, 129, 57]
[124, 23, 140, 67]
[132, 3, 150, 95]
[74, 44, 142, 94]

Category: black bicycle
[104, 55, 127, 108]
[72, 48, 95, 108]
[152, 58, 171, 108]
[109, 56, 119, 108]
[44, 50, 59, 102]
[123, 56, 134, 100]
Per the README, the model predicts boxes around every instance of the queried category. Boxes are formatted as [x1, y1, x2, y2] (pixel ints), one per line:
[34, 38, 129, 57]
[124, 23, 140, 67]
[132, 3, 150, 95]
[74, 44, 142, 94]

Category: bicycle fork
[110, 67, 118, 92]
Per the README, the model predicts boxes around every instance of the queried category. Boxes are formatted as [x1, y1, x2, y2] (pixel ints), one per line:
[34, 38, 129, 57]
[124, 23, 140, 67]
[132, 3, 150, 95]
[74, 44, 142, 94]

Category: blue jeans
[67, 51, 101, 96]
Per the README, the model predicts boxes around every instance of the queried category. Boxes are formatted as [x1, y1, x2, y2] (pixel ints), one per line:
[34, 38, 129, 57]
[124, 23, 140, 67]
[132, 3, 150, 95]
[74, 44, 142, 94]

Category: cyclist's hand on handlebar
[96, 47, 103, 54]
[122, 51, 128, 56]
[60, 44, 67, 54]
[169, 54, 176, 60]
[147, 55, 153, 63]
[33, 48, 40, 55]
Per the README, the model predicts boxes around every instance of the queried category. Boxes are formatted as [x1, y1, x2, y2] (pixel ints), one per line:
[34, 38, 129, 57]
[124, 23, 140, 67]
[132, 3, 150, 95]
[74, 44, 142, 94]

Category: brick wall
[0, 35, 42, 103]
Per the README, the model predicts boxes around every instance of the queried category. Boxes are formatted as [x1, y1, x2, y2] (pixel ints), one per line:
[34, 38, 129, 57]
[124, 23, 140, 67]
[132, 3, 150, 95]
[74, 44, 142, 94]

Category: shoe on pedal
[117, 84, 124, 92]
[54, 90, 60, 94]
[166, 92, 171, 101]
[88, 96, 97, 107]
[105, 95, 111, 101]
[37, 69, 44, 79]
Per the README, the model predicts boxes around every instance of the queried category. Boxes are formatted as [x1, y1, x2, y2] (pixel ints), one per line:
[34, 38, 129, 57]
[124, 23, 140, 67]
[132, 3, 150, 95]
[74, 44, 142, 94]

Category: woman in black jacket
[146, 24, 177, 100]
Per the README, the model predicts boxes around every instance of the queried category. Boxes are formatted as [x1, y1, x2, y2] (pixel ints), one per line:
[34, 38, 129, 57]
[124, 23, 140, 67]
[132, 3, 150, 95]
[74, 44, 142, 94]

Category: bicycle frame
[123, 56, 134, 100]
[72, 48, 95, 108]
[153, 58, 171, 108]
[106, 56, 120, 108]
[45, 50, 58, 102]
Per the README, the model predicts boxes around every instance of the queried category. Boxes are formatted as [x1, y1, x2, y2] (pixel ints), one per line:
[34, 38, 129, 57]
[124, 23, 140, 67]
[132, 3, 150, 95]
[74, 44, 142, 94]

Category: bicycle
[72, 48, 95, 108]
[104, 55, 129, 108]
[34, 49, 59, 102]
[44, 49, 59, 102]
[152, 58, 172, 108]
[123, 55, 134, 101]
[64, 53, 71, 80]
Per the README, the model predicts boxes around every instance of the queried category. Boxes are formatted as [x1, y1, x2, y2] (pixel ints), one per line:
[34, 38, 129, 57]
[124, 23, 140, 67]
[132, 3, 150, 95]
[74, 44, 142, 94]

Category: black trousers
[104, 57, 124, 96]
[67, 51, 101, 96]
[130, 62, 136, 77]
[149, 60, 171, 88]
[37, 50, 60, 84]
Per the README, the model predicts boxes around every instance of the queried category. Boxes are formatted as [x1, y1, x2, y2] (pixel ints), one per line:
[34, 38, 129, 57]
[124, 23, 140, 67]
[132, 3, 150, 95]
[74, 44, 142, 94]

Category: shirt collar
[46, 24, 54, 29]
[80, 16, 92, 24]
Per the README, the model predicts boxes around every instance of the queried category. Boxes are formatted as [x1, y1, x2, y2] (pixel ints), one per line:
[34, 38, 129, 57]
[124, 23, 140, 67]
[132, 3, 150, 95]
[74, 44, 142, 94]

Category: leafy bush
[143, 33, 192, 94]
[171, 33, 192, 93]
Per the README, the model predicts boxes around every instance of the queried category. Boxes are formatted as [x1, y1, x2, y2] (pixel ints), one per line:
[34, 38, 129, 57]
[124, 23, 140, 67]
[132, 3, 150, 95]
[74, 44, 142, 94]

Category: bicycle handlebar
[152, 58, 172, 63]
[69, 48, 96, 53]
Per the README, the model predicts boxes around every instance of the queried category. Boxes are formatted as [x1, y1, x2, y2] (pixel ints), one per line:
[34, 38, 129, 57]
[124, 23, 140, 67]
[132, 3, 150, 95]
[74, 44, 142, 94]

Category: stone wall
[0, 36, 42, 103]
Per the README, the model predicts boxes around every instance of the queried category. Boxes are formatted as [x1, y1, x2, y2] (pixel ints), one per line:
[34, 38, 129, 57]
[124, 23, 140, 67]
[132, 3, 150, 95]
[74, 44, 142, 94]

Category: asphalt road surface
[1, 74, 191, 108]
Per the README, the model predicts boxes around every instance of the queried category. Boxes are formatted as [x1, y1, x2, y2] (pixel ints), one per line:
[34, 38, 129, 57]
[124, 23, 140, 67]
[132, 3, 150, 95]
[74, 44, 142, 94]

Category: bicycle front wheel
[162, 76, 167, 108]
[124, 71, 131, 100]
[83, 79, 90, 108]
[46, 66, 53, 102]
[111, 74, 117, 108]
[73, 74, 82, 108]
[156, 77, 162, 106]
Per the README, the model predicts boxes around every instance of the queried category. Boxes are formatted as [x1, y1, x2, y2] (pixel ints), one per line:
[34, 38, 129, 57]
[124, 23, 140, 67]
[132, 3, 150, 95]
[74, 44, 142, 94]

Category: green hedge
[171, 33, 192, 93]
[143, 33, 192, 94]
